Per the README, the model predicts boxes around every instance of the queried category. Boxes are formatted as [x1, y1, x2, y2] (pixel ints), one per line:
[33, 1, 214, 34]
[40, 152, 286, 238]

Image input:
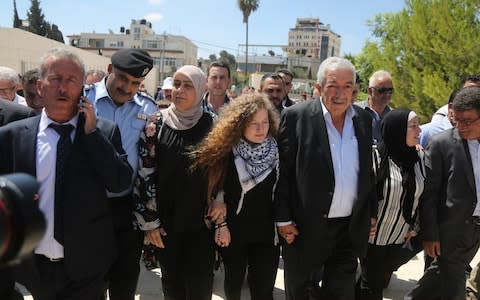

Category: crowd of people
[1, 47, 480, 300]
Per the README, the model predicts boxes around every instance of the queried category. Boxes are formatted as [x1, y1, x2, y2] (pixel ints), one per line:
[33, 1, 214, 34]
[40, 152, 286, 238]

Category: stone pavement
[22, 250, 480, 300]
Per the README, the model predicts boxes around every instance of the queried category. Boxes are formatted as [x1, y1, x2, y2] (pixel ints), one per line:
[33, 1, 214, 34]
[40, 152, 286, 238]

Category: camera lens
[0, 173, 46, 266]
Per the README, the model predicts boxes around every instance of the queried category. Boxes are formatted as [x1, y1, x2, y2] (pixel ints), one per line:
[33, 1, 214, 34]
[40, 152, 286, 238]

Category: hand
[146, 227, 167, 249]
[208, 201, 226, 223]
[278, 224, 299, 244]
[370, 218, 377, 237]
[79, 96, 96, 134]
[423, 240, 441, 258]
[215, 225, 231, 247]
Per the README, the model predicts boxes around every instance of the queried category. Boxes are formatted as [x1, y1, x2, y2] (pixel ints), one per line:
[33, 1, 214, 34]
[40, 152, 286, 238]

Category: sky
[2, 0, 406, 59]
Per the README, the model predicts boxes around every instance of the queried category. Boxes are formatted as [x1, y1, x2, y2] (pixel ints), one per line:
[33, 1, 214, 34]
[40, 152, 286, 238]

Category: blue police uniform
[85, 79, 157, 300]
[86, 80, 157, 194]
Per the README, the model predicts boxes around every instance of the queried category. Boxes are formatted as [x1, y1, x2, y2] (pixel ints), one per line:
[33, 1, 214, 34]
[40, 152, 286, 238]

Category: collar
[39, 110, 79, 133]
[320, 98, 356, 121]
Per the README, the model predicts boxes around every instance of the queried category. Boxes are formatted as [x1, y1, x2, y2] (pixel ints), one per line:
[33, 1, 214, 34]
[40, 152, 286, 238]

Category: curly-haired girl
[192, 93, 281, 300]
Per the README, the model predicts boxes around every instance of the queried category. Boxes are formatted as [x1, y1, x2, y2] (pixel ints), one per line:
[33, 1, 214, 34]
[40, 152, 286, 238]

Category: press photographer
[0, 173, 46, 299]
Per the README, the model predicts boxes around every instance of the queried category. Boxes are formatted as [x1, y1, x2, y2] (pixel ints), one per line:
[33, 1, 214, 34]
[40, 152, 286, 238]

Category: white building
[68, 19, 198, 86]
[0, 27, 158, 95]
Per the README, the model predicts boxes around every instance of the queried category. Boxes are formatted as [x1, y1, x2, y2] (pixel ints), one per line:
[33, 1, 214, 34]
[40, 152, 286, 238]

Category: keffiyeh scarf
[233, 135, 279, 214]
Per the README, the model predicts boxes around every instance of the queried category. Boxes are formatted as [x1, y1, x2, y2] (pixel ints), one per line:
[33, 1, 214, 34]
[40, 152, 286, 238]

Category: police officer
[86, 48, 158, 300]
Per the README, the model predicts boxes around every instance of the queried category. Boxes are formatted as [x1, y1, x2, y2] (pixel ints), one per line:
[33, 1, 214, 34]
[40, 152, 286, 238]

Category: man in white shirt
[0, 66, 27, 106]
[275, 57, 377, 299]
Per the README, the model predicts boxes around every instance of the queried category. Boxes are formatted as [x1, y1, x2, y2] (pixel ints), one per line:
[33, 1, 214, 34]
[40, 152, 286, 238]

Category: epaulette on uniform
[84, 83, 95, 92]
[137, 90, 156, 106]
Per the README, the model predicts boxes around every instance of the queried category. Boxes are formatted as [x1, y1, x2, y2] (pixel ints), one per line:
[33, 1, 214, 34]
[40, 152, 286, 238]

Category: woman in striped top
[356, 108, 425, 300]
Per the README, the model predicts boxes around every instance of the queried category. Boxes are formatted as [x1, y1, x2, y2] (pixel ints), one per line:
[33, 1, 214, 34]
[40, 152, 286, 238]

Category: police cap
[111, 49, 153, 78]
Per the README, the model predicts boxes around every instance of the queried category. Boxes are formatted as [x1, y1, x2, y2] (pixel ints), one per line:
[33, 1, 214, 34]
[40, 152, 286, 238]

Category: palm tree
[237, 0, 259, 75]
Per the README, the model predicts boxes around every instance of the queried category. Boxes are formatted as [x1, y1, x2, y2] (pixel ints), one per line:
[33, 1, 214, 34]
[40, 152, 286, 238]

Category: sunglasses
[372, 87, 394, 94]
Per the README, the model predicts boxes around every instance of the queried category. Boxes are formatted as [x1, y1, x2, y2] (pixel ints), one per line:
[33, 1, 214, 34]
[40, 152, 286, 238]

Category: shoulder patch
[84, 84, 95, 92]
[137, 90, 156, 105]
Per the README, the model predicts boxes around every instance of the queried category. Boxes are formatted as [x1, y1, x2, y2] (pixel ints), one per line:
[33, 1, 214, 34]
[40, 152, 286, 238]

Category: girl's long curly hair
[191, 93, 280, 200]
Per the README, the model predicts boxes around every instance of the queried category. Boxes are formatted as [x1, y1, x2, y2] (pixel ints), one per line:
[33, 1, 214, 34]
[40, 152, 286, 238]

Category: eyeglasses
[453, 116, 480, 126]
[372, 87, 394, 94]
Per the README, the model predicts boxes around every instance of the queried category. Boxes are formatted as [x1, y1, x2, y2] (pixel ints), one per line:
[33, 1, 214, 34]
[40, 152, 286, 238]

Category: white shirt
[321, 101, 359, 218]
[34, 111, 78, 259]
[13, 94, 28, 106]
[468, 140, 480, 216]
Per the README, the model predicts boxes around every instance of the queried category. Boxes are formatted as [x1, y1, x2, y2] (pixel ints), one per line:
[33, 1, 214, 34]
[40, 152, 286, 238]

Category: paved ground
[22, 250, 480, 300]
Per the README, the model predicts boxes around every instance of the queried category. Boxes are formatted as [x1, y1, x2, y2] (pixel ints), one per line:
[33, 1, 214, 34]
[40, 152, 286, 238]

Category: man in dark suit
[0, 98, 35, 126]
[275, 57, 377, 300]
[0, 48, 132, 300]
[409, 86, 480, 300]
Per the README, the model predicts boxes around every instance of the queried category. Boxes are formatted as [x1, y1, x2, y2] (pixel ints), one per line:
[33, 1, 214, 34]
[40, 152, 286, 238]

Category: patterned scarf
[232, 135, 279, 214]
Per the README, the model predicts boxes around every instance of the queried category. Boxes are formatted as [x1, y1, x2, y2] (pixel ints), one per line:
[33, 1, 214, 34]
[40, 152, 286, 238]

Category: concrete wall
[0, 28, 158, 95]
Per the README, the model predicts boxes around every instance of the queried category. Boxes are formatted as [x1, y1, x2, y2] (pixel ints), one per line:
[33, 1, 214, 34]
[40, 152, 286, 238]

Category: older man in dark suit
[0, 48, 132, 300]
[0, 98, 35, 126]
[275, 57, 377, 300]
[409, 86, 480, 300]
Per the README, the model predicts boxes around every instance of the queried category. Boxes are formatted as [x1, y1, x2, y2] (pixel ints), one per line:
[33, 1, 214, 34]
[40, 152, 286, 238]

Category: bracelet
[215, 222, 228, 229]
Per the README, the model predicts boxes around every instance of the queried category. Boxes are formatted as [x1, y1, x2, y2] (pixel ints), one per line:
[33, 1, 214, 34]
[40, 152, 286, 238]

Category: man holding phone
[86, 48, 157, 300]
[0, 48, 132, 299]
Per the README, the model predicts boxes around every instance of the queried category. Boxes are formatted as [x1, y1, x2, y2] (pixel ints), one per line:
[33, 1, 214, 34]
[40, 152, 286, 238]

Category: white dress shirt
[13, 94, 28, 106]
[321, 101, 359, 218]
[34, 111, 78, 259]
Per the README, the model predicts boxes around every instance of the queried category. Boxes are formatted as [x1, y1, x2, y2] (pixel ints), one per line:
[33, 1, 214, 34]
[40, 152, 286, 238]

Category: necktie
[49, 123, 74, 245]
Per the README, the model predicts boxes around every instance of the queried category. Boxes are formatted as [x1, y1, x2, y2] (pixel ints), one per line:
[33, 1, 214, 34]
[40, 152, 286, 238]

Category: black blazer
[0, 114, 132, 280]
[0, 99, 35, 126]
[420, 128, 477, 245]
[274, 98, 377, 260]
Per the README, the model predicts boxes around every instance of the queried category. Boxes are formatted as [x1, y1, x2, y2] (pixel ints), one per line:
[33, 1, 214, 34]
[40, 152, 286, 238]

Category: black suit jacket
[0, 99, 35, 126]
[420, 128, 477, 245]
[0, 114, 132, 280]
[274, 99, 377, 261]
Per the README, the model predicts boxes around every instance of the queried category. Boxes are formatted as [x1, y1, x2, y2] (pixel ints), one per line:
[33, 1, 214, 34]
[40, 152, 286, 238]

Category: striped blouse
[369, 151, 425, 246]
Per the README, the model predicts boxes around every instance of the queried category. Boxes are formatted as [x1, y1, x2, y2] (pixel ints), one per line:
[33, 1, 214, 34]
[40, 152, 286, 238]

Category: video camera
[0, 173, 45, 267]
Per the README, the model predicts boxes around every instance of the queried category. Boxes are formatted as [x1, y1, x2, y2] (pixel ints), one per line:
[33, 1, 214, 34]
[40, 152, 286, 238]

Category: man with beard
[259, 72, 287, 113]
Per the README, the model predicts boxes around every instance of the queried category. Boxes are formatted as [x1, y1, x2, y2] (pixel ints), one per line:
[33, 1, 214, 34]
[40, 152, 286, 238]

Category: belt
[35, 254, 64, 262]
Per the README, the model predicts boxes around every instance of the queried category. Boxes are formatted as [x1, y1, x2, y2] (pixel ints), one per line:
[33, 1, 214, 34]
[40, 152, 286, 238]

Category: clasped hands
[209, 201, 231, 248]
[277, 224, 299, 244]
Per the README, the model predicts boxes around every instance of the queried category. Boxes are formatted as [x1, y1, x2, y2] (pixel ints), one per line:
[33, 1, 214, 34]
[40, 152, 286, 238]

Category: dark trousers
[282, 218, 358, 300]
[19, 255, 106, 300]
[220, 240, 280, 300]
[0, 267, 22, 300]
[156, 228, 215, 300]
[102, 227, 144, 300]
[410, 218, 480, 300]
[356, 236, 422, 300]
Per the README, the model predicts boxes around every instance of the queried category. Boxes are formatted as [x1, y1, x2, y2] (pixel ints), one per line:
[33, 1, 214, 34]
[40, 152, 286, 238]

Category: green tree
[13, 0, 22, 28]
[356, 0, 480, 121]
[237, 0, 259, 74]
[25, 0, 64, 43]
[27, 0, 48, 36]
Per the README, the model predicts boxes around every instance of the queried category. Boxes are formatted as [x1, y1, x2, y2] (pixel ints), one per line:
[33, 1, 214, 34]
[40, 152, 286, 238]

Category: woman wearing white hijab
[134, 65, 215, 300]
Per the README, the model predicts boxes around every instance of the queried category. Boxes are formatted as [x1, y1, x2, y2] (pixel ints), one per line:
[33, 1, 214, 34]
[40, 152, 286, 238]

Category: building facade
[68, 19, 198, 86]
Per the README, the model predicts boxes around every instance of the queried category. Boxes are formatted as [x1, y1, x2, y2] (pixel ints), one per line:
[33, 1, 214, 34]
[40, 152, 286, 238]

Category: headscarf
[377, 108, 419, 225]
[160, 65, 206, 130]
